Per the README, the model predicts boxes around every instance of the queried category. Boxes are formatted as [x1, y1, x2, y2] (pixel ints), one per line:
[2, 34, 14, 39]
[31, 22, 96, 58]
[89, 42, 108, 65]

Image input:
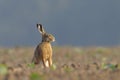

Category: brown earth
[0, 46, 120, 80]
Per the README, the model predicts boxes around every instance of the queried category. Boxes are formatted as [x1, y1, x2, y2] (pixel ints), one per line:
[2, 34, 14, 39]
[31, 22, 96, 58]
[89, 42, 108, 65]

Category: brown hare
[32, 24, 55, 68]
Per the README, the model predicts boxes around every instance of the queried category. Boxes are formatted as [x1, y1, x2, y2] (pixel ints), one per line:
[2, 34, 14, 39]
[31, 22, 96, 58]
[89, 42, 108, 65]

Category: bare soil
[0, 46, 120, 80]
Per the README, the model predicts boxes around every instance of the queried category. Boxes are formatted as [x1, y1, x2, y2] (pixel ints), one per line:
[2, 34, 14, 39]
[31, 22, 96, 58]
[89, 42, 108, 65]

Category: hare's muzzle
[52, 38, 55, 42]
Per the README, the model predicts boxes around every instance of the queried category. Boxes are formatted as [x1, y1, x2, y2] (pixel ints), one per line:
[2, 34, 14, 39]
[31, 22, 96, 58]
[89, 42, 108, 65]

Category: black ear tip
[36, 24, 42, 28]
[37, 24, 42, 26]
[39, 24, 42, 27]
[36, 24, 38, 27]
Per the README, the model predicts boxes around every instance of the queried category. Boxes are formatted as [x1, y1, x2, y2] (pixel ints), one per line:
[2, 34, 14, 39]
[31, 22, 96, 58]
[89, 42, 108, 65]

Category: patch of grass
[101, 63, 118, 70]
[30, 72, 45, 80]
[27, 63, 35, 68]
[101, 58, 118, 70]
[106, 64, 117, 70]
[101, 57, 107, 69]
[64, 67, 73, 73]
[63, 65, 73, 73]
[50, 63, 57, 70]
[65, 53, 71, 58]
[74, 48, 84, 54]
[0, 64, 8, 75]
[96, 47, 106, 53]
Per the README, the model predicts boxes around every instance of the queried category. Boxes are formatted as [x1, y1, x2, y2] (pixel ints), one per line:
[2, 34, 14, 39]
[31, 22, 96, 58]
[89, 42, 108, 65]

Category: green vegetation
[50, 63, 57, 70]
[96, 47, 106, 53]
[63, 65, 73, 73]
[101, 58, 118, 70]
[27, 63, 35, 68]
[74, 48, 84, 54]
[101, 63, 118, 70]
[30, 73, 45, 80]
[65, 53, 71, 58]
[0, 64, 8, 75]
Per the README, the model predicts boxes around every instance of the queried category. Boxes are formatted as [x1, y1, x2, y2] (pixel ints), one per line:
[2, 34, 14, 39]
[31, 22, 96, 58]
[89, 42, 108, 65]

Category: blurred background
[0, 0, 120, 47]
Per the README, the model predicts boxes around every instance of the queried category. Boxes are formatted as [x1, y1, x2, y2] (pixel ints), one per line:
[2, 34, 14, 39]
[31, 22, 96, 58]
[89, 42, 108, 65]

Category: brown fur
[32, 24, 55, 68]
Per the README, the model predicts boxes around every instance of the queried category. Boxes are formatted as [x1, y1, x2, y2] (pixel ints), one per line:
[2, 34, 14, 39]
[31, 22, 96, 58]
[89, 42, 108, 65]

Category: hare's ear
[37, 24, 45, 34]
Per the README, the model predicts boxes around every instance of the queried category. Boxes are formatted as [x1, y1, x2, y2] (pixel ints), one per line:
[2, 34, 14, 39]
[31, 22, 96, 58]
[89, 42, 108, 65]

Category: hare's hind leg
[32, 56, 40, 64]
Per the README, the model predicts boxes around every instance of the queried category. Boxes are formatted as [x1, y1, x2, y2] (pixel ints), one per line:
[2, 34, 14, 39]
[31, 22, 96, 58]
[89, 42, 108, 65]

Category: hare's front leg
[42, 59, 49, 68]
[48, 57, 52, 67]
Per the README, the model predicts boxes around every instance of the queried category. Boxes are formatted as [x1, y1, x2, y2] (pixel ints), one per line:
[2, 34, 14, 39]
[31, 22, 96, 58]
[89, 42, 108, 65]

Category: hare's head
[37, 24, 55, 42]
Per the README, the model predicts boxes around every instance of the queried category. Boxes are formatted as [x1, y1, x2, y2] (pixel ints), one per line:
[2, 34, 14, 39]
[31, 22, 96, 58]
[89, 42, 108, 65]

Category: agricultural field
[0, 46, 120, 80]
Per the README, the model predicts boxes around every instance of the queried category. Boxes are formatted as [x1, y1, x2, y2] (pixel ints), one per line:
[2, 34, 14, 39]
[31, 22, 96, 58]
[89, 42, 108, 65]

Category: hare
[32, 24, 55, 68]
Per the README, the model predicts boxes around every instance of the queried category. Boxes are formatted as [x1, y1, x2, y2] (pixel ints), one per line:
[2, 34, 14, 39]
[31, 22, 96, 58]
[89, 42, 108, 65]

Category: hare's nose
[52, 38, 55, 42]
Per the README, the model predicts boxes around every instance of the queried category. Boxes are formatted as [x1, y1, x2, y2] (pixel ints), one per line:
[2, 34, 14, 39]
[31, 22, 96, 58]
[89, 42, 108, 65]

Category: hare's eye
[48, 34, 52, 37]
[46, 34, 49, 37]
[44, 34, 48, 37]
[46, 34, 50, 37]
